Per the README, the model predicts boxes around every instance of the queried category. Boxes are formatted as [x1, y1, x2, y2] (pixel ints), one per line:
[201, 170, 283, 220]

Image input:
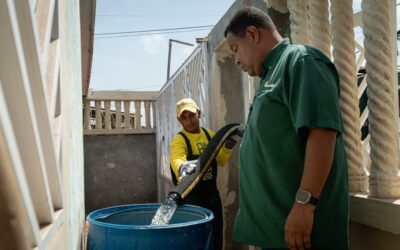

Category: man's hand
[284, 203, 315, 250]
[178, 160, 197, 179]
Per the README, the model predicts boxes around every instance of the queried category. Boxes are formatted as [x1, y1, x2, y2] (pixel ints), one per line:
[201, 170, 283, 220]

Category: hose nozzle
[166, 192, 181, 204]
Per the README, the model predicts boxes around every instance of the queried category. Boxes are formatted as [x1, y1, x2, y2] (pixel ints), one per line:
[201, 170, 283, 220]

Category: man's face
[178, 110, 201, 133]
[226, 27, 263, 77]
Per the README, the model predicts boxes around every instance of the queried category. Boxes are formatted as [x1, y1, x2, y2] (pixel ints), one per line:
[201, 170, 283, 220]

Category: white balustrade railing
[277, 0, 400, 198]
[83, 90, 158, 134]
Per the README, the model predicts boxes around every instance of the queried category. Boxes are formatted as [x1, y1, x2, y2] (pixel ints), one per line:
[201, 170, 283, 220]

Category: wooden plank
[15, 0, 63, 209]
[87, 90, 158, 101]
[358, 76, 367, 99]
[40, 209, 64, 248]
[192, 53, 201, 101]
[84, 128, 156, 135]
[35, 0, 56, 55]
[52, 115, 62, 180]
[187, 55, 195, 96]
[45, 39, 60, 119]
[1, 0, 54, 223]
[0, 81, 41, 249]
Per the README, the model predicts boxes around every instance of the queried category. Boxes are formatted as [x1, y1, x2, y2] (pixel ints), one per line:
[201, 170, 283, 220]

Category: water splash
[151, 193, 179, 225]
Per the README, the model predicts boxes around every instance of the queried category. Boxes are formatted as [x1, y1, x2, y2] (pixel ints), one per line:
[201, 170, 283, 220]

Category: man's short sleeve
[286, 55, 343, 135]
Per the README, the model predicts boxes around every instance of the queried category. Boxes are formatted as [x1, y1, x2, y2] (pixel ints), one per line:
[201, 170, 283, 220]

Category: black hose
[167, 123, 244, 203]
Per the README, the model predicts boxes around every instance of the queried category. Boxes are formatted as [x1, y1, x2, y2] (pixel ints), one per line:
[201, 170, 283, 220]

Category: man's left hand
[284, 203, 315, 250]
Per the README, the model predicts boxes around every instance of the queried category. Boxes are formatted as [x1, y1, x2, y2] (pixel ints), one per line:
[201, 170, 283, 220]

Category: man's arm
[285, 127, 337, 249]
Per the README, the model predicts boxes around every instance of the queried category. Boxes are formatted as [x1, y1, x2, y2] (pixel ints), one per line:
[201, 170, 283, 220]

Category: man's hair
[224, 6, 275, 37]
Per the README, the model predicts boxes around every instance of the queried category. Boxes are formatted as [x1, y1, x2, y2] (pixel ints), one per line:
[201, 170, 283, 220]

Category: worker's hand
[178, 160, 197, 179]
[284, 202, 315, 250]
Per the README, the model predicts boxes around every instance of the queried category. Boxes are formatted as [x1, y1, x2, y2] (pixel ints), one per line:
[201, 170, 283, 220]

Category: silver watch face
[296, 190, 311, 204]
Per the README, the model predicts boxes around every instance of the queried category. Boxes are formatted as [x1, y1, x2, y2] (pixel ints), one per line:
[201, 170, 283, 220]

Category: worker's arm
[285, 127, 337, 249]
[206, 128, 236, 167]
[170, 135, 188, 180]
[216, 146, 234, 167]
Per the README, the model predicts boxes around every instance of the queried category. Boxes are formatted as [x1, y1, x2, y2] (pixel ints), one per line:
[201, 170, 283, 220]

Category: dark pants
[183, 190, 223, 250]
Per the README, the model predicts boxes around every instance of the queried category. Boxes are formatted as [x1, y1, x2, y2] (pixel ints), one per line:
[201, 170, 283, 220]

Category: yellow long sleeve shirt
[170, 128, 233, 182]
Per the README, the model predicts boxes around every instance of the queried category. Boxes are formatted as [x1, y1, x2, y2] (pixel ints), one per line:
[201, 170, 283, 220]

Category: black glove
[178, 160, 197, 179]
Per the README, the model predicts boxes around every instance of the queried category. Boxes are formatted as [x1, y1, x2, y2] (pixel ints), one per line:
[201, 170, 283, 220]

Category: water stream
[151, 195, 178, 225]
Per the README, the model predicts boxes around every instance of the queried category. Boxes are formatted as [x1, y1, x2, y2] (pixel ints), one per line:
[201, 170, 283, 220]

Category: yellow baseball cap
[176, 98, 199, 117]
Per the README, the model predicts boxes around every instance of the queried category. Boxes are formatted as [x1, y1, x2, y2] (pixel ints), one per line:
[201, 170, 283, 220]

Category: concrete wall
[209, 51, 248, 250]
[350, 222, 400, 250]
[84, 134, 157, 214]
[349, 195, 400, 249]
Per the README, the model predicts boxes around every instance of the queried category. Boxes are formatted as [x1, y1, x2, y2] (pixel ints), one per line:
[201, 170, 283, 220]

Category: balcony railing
[83, 90, 157, 134]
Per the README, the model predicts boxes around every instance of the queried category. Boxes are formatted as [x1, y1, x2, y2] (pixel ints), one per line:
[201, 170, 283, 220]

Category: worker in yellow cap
[170, 98, 239, 250]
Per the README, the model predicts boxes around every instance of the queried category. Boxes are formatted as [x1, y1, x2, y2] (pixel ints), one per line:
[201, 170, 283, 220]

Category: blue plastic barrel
[87, 203, 214, 250]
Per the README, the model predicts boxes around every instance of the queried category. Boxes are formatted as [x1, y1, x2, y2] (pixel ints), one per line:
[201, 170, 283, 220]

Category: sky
[90, 0, 400, 92]
[90, 0, 235, 91]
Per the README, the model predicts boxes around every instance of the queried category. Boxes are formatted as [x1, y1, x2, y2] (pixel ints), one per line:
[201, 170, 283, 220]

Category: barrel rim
[86, 203, 214, 230]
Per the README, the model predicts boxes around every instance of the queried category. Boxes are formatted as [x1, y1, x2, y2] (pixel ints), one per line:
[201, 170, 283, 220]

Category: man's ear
[197, 110, 201, 117]
[246, 26, 260, 44]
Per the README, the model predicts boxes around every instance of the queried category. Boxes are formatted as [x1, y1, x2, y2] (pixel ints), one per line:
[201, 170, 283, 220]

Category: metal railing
[156, 42, 209, 179]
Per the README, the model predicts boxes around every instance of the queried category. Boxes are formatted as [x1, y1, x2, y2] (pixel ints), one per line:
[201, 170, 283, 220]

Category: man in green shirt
[224, 6, 348, 250]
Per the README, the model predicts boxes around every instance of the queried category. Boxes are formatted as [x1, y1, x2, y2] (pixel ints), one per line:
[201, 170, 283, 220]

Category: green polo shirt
[233, 38, 348, 249]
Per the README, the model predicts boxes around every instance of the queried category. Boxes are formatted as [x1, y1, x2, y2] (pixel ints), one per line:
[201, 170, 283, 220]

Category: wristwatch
[295, 189, 319, 206]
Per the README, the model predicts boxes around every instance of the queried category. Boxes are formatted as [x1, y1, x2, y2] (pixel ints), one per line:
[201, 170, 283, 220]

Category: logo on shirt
[196, 142, 206, 154]
[196, 141, 213, 180]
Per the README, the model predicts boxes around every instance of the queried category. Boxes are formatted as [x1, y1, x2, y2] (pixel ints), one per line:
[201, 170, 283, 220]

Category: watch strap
[309, 196, 319, 206]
